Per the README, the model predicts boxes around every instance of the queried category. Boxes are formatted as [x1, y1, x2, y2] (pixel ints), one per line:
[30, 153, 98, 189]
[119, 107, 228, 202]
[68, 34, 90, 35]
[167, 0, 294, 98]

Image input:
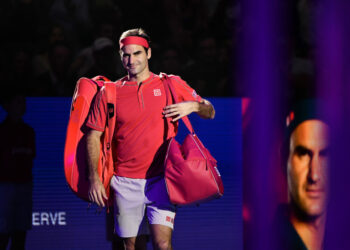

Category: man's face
[120, 44, 151, 78]
[287, 120, 329, 218]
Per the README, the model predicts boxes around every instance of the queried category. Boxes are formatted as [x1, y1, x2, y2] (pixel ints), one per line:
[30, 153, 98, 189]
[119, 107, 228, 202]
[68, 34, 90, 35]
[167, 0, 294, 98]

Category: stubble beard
[290, 193, 326, 223]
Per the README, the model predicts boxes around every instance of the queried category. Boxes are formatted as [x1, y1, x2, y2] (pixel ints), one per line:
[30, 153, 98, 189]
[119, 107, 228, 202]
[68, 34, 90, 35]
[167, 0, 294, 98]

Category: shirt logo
[153, 89, 161, 96]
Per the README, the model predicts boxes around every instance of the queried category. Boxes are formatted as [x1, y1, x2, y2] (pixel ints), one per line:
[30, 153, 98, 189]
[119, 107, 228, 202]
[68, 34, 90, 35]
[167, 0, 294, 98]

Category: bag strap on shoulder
[89, 77, 117, 148]
[160, 73, 195, 134]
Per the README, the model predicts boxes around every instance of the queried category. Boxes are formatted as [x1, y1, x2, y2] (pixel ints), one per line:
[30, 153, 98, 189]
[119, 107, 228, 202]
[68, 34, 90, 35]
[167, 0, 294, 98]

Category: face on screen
[287, 120, 329, 219]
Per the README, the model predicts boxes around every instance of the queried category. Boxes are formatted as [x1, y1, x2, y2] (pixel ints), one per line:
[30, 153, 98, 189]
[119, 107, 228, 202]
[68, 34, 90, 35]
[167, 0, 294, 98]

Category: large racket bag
[64, 76, 116, 202]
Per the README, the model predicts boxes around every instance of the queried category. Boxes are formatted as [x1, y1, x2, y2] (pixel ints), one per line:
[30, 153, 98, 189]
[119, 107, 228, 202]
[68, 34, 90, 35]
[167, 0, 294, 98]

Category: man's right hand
[88, 177, 108, 207]
[86, 129, 106, 207]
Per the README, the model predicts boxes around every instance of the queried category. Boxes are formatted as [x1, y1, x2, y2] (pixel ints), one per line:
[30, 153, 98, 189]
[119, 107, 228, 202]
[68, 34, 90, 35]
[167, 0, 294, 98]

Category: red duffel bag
[161, 73, 224, 205]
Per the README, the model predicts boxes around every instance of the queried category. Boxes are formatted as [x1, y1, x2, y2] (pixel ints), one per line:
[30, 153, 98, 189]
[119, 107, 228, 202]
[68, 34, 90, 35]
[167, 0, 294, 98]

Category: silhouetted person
[0, 93, 35, 250]
[34, 41, 73, 96]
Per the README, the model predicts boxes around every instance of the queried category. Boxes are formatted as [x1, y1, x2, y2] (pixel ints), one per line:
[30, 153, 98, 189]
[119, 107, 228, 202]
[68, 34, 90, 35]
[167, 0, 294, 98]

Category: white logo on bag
[192, 90, 198, 98]
[154, 89, 161, 96]
[214, 166, 221, 176]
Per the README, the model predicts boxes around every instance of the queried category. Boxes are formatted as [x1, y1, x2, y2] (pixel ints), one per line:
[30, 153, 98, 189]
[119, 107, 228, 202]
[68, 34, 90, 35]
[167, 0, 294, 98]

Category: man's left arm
[163, 98, 215, 122]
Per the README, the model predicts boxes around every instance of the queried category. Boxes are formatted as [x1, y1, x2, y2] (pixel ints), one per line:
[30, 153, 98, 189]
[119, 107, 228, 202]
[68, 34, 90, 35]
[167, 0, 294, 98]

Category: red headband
[119, 36, 149, 49]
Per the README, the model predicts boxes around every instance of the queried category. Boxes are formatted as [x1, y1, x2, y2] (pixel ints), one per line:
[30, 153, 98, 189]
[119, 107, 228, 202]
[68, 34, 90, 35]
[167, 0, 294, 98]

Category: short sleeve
[86, 88, 108, 131]
[169, 75, 202, 102]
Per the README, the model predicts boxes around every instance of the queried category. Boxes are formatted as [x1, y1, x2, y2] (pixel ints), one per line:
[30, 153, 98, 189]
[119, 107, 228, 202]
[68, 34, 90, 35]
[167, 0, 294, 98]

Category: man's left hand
[163, 101, 198, 122]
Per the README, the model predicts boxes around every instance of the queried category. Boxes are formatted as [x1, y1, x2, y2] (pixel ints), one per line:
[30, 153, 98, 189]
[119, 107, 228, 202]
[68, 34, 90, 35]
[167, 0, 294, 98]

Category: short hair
[281, 99, 326, 174]
[119, 28, 151, 51]
[0, 89, 25, 112]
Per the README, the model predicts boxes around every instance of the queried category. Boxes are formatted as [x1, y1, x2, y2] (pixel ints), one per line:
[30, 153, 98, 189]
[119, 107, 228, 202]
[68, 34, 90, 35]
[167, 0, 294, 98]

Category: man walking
[86, 28, 215, 250]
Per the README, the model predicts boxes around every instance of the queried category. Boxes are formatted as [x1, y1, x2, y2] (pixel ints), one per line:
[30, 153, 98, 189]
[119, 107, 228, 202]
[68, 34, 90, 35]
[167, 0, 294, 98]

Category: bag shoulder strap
[160, 73, 195, 134]
[89, 77, 117, 148]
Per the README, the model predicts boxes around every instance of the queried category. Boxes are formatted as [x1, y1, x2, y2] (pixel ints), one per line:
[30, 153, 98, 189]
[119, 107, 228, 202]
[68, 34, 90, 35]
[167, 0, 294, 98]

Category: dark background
[0, 0, 315, 100]
[2, 0, 344, 249]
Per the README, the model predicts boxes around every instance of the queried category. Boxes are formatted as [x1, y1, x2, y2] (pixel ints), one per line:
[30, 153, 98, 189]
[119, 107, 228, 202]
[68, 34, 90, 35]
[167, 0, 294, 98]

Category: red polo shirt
[86, 73, 202, 179]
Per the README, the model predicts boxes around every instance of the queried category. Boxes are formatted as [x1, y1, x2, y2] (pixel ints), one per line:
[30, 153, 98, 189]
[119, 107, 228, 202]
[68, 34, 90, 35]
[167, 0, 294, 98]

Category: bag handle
[104, 83, 116, 150]
[160, 73, 195, 134]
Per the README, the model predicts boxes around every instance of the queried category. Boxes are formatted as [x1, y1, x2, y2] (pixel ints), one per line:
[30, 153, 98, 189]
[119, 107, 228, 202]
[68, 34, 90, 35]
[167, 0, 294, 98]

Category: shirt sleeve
[86, 88, 108, 131]
[169, 75, 202, 102]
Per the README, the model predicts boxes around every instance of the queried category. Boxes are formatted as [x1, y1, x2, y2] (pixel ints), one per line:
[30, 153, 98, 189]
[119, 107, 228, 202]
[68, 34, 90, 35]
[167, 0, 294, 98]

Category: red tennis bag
[64, 76, 116, 201]
[161, 73, 224, 205]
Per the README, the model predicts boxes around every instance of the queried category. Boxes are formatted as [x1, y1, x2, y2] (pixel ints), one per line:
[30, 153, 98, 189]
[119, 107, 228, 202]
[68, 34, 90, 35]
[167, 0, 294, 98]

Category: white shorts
[110, 175, 176, 238]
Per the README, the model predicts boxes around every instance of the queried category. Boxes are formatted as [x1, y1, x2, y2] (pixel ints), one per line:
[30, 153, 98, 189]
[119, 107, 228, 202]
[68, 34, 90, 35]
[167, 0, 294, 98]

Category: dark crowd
[0, 0, 316, 99]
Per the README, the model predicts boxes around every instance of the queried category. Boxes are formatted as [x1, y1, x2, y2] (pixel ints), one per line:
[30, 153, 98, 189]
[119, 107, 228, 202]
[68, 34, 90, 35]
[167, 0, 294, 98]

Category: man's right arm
[86, 129, 107, 207]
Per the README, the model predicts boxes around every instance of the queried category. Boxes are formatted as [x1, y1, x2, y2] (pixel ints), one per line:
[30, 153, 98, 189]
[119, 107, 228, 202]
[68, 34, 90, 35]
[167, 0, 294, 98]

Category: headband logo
[286, 111, 295, 127]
